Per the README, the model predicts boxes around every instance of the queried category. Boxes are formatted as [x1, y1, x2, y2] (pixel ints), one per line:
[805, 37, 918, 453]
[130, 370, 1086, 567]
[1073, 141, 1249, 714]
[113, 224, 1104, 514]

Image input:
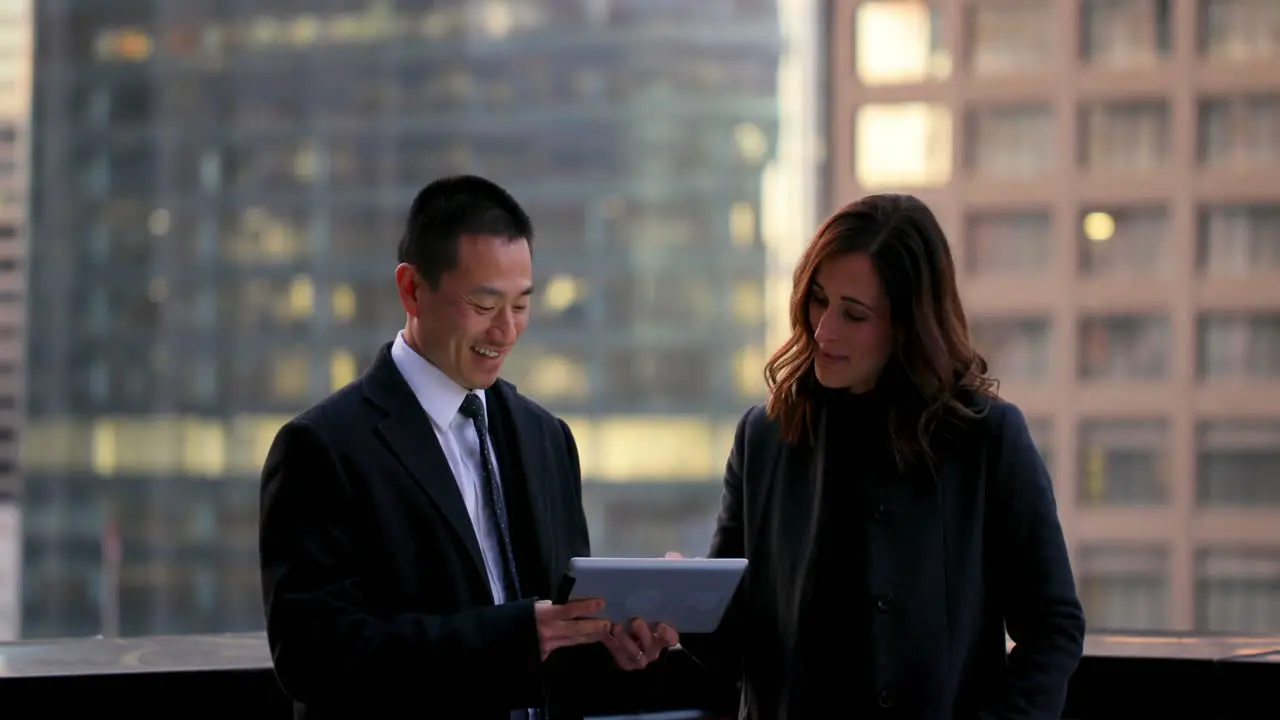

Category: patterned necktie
[460, 393, 542, 720]
[458, 392, 523, 601]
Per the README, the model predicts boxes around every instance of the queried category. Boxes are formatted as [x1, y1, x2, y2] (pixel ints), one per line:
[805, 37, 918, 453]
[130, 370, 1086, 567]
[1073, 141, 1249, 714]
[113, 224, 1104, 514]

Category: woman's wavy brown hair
[763, 193, 997, 470]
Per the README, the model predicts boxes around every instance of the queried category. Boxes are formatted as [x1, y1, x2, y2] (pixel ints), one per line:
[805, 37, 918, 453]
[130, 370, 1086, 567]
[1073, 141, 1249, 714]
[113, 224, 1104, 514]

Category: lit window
[729, 202, 757, 246]
[148, 208, 171, 236]
[94, 28, 153, 62]
[592, 417, 724, 482]
[542, 275, 583, 313]
[271, 354, 310, 400]
[331, 284, 357, 322]
[855, 103, 952, 189]
[285, 275, 315, 318]
[180, 420, 227, 477]
[330, 350, 357, 391]
[732, 282, 764, 324]
[91, 420, 118, 476]
[524, 354, 588, 401]
[734, 345, 766, 399]
[855, 1, 951, 85]
[733, 123, 769, 162]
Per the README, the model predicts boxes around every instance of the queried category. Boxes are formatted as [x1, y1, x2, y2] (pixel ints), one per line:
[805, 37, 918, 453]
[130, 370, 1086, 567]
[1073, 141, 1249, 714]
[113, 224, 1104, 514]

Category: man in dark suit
[259, 175, 678, 719]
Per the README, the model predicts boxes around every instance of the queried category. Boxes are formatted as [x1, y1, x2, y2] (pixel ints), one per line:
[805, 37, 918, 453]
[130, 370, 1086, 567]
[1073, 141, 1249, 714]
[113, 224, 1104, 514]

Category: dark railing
[1, 632, 1278, 718]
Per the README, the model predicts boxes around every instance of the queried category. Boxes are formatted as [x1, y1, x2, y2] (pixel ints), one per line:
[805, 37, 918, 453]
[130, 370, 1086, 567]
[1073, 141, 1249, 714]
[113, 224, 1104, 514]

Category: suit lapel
[362, 344, 487, 579]
[488, 381, 557, 592]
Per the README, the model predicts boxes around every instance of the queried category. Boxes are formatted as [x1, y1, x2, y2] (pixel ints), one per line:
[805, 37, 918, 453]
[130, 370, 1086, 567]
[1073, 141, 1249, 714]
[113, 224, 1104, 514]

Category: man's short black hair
[397, 175, 534, 288]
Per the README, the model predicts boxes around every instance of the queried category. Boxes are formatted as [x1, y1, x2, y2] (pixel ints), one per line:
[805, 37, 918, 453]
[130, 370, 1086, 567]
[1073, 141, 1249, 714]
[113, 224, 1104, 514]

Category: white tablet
[558, 557, 748, 634]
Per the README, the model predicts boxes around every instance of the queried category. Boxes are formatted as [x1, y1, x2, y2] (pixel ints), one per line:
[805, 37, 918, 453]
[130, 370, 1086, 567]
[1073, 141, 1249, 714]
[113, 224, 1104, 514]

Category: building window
[183, 355, 217, 405]
[533, 274, 588, 329]
[966, 0, 1055, 75]
[1197, 420, 1280, 507]
[269, 352, 310, 402]
[1199, 0, 1280, 62]
[1198, 204, 1280, 275]
[226, 140, 313, 192]
[1081, 0, 1172, 67]
[1078, 206, 1170, 276]
[518, 203, 590, 255]
[221, 206, 310, 266]
[606, 349, 713, 407]
[1080, 314, 1170, 380]
[626, 205, 702, 249]
[734, 344, 768, 399]
[227, 345, 314, 409]
[94, 28, 154, 63]
[344, 278, 412, 338]
[1079, 419, 1169, 505]
[964, 210, 1052, 275]
[1196, 548, 1280, 633]
[1198, 312, 1280, 379]
[1078, 545, 1170, 631]
[520, 352, 592, 403]
[607, 273, 716, 329]
[855, 1, 951, 86]
[964, 104, 1055, 175]
[854, 103, 953, 189]
[970, 316, 1052, 381]
[1199, 95, 1280, 169]
[1081, 100, 1170, 171]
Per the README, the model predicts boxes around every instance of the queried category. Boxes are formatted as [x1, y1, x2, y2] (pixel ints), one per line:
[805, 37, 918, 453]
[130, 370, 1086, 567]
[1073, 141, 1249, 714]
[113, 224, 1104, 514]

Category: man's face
[397, 234, 533, 390]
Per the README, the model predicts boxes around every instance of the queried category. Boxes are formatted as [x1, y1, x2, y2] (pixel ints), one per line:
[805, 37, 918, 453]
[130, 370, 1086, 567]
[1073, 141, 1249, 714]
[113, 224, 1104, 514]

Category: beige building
[0, 0, 31, 641]
[829, 0, 1280, 633]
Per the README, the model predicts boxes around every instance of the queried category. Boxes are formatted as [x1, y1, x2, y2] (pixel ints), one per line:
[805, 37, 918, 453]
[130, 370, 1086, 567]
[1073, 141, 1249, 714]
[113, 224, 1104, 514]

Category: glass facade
[22, 0, 783, 638]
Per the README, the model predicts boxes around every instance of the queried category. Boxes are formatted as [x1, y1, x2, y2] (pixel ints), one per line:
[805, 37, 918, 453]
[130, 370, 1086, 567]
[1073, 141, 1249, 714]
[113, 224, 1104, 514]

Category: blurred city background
[0, 0, 1276, 645]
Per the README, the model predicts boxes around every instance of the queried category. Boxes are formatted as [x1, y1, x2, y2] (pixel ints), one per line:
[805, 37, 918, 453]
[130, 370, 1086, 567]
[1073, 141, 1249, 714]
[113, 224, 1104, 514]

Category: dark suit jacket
[259, 344, 644, 719]
[680, 397, 1086, 719]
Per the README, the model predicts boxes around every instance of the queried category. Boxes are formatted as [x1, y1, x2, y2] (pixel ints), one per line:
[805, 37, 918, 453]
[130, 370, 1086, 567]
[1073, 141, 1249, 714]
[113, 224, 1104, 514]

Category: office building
[21, 1, 783, 638]
[831, 0, 1280, 633]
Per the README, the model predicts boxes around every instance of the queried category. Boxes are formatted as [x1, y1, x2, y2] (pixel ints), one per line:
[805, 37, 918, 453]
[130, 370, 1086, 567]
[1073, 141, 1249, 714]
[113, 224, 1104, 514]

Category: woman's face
[807, 252, 893, 393]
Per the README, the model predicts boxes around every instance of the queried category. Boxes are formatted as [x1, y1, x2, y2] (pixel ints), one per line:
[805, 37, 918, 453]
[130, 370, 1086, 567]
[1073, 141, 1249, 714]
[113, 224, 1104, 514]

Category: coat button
[873, 503, 889, 521]
[875, 592, 895, 612]
[878, 687, 894, 707]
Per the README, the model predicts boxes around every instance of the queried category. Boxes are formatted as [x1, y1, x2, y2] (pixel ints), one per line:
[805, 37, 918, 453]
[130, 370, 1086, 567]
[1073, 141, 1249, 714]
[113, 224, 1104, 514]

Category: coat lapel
[749, 408, 826, 667]
[362, 343, 487, 579]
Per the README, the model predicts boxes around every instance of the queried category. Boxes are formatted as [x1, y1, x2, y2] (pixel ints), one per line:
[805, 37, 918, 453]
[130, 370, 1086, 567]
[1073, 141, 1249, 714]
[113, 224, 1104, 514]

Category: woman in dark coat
[678, 193, 1085, 719]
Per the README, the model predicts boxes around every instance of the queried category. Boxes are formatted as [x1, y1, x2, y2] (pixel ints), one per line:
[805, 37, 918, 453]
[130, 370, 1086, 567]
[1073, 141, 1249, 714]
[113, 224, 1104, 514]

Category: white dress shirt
[390, 331, 510, 605]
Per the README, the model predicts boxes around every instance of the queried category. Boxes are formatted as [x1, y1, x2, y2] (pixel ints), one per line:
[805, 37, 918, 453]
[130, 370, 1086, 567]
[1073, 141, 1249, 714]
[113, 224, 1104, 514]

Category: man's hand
[603, 617, 680, 671]
[535, 598, 612, 661]
[598, 551, 686, 669]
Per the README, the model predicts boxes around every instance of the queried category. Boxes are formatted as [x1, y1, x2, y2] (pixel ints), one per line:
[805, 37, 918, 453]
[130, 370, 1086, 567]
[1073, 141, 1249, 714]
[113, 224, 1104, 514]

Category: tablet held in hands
[558, 557, 748, 634]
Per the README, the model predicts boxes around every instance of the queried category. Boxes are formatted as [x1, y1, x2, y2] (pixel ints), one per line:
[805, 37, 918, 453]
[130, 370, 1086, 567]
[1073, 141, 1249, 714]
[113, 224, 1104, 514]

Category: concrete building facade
[830, 0, 1280, 633]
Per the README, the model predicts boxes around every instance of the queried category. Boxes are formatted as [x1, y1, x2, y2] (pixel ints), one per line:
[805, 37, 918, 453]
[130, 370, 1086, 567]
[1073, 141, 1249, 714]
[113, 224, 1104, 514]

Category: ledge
[0, 632, 1277, 718]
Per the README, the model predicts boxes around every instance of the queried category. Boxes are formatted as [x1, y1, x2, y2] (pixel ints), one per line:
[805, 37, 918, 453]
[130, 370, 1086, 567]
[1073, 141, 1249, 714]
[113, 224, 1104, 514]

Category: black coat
[259, 344, 646, 719]
[680, 398, 1086, 719]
